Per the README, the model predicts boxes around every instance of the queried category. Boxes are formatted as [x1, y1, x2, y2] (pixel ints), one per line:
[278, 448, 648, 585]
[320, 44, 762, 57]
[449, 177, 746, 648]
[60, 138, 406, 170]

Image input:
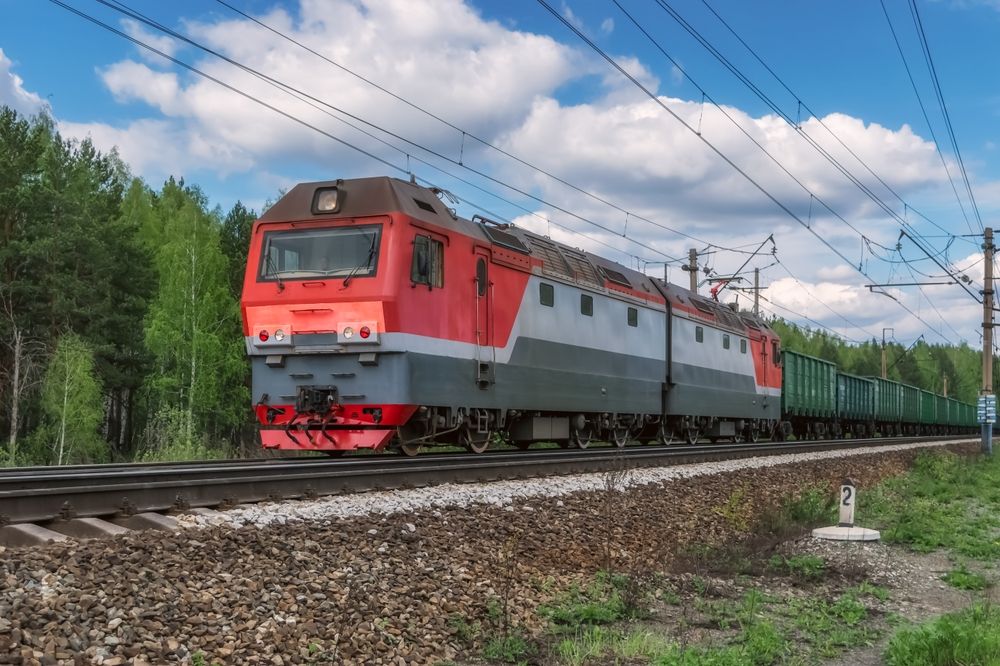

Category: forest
[0, 105, 991, 465]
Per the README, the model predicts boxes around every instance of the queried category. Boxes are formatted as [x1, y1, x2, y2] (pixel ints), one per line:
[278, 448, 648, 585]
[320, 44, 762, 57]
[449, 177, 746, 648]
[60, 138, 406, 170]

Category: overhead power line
[906, 0, 984, 233]
[628, 0, 982, 306]
[701, 0, 977, 241]
[537, 0, 954, 344]
[206, 0, 735, 252]
[72, 0, 687, 265]
[877, 0, 975, 235]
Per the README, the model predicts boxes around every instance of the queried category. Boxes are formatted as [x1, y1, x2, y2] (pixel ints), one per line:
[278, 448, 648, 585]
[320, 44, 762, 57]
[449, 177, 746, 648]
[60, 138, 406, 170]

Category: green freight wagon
[919, 390, 937, 426]
[964, 402, 976, 428]
[947, 397, 960, 428]
[781, 350, 836, 438]
[836, 372, 875, 436]
[869, 377, 902, 435]
[900, 383, 920, 431]
[936, 394, 949, 429]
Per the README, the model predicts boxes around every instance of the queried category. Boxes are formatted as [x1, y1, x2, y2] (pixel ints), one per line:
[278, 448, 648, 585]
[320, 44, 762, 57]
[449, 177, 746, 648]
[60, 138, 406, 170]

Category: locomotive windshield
[259, 224, 381, 281]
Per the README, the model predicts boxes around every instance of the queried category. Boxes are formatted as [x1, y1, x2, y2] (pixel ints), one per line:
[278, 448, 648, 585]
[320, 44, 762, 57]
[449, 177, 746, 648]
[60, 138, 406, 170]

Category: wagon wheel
[685, 427, 700, 445]
[611, 426, 630, 448]
[747, 426, 760, 443]
[459, 426, 491, 454]
[323, 450, 347, 457]
[513, 441, 532, 450]
[571, 424, 594, 449]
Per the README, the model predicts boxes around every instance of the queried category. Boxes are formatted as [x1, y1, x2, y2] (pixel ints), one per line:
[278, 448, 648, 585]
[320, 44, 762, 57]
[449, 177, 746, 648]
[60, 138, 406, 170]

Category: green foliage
[852, 581, 890, 601]
[782, 592, 874, 658]
[861, 451, 1000, 559]
[32, 334, 105, 464]
[483, 632, 533, 663]
[941, 564, 989, 591]
[141, 178, 248, 454]
[885, 604, 1000, 666]
[540, 572, 646, 631]
[447, 614, 480, 644]
[648, 621, 786, 666]
[768, 554, 827, 580]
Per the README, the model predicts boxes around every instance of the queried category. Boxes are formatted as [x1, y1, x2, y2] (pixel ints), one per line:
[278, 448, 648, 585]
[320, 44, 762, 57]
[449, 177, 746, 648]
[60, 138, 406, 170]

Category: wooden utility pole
[943, 374, 948, 398]
[681, 248, 698, 293]
[753, 267, 760, 317]
[982, 227, 995, 454]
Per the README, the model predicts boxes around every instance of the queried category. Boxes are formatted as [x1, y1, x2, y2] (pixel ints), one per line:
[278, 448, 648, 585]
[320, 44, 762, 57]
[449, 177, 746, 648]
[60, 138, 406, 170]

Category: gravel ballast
[183, 439, 965, 529]
[0, 440, 977, 665]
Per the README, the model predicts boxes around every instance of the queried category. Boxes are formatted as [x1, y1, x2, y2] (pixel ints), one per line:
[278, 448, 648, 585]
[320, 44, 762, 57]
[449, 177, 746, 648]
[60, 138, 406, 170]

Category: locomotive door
[474, 248, 494, 389]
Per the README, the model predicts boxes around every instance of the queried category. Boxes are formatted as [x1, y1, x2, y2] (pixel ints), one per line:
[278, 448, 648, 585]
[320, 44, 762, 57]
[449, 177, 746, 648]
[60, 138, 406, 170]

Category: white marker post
[812, 478, 880, 542]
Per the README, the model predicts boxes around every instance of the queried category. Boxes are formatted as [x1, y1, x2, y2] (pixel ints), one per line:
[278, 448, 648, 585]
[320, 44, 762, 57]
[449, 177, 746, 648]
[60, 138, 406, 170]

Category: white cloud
[46, 0, 988, 344]
[0, 48, 45, 116]
[600, 18, 615, 34]
[121, 18, 180, 63]
[67, 0, 582, 178]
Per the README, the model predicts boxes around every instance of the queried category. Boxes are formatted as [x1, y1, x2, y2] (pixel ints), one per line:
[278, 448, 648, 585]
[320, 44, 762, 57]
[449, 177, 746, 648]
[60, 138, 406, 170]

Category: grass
[540, 571, 646, 630]
[941, 563, 990, 591]
[483, 633, 533, 663]
[767, 554, 827, 581]
[859, 451, 1000, 559]
[884, 603, 1000, 665]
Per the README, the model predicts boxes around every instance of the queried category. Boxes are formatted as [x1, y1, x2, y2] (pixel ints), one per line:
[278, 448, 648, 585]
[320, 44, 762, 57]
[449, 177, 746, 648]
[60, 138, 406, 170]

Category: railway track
[0, 436, 973, 540]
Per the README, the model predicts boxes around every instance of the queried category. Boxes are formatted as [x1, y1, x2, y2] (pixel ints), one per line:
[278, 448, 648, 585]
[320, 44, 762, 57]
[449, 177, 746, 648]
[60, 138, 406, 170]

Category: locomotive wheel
[731, 431, 745, 444]
[571, 425, 593, 449]
[399, 441, 422, 457]
[747, 427, 760, 443]
[611, 427, 629, 448]
[685, 428, 700, 445]
[657, 423, 675, 445]
[460, 428, 491, 454]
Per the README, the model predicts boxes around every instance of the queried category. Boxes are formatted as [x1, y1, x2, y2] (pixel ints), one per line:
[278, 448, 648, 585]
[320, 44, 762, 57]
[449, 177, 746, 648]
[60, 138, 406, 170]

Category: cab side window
[411, 235, 444, 288]
[772, 340, 781, 366]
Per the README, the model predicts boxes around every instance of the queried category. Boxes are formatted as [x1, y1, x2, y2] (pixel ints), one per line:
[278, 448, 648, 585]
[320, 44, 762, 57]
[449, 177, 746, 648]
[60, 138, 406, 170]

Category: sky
[2, 0, 999, 351]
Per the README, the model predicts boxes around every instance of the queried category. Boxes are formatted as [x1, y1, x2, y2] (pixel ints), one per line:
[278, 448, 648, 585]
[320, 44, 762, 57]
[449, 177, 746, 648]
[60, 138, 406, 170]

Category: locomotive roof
[260, 176, 776, 327]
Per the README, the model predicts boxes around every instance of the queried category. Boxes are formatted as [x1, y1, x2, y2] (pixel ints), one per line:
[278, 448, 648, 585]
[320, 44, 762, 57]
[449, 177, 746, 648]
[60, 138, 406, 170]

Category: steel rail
[0, 436, 972, 526]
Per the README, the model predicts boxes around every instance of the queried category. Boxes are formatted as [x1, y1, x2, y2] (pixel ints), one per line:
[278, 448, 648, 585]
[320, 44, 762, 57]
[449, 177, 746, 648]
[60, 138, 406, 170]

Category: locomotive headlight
[342, 326, 354, 340]
[312, 186, 341, 214]
[274, 329, 286, 342]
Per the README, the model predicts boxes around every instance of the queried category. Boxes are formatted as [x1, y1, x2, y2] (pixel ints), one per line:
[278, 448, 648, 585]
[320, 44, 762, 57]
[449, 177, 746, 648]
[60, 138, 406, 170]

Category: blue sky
[2, 0, 999, 346]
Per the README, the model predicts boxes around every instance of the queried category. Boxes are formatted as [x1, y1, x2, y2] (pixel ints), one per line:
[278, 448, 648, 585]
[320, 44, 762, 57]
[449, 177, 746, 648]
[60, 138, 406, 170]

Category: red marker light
[359, 326, 371, 339]
[259, 330, 270, 342]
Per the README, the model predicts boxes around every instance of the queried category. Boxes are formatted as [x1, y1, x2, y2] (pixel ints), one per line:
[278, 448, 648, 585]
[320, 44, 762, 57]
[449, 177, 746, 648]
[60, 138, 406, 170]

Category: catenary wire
[878, 0, 975, 235]
[87, 0, 687, 264]
[537, 0, 954, 344]
[207, 0, 741, 252]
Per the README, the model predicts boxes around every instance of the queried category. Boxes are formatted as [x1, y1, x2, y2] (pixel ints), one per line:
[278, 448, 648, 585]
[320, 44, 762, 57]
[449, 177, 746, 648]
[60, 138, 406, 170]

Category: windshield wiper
[342, 234, 378, 288]
[264, 244, 285, 291]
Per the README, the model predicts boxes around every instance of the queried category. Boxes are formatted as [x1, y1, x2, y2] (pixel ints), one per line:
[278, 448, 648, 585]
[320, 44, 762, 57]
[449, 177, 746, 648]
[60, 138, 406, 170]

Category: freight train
[239, 176, 976, 455]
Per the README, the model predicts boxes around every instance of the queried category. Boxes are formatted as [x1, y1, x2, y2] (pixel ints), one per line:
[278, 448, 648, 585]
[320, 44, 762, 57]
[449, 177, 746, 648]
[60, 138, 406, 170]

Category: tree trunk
[7, 328, 22, 463]
[58, 359, 69, 466]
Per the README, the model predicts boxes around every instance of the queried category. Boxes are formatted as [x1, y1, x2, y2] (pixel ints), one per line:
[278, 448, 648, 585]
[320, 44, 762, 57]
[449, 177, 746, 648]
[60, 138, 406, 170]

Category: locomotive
[240, 176, 975, 454]
[240, 176, 781, 454]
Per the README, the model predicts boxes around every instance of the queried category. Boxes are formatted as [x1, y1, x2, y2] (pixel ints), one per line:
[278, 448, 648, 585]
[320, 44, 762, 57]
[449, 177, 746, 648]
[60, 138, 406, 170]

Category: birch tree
[143, 180, 246, 454]
[37, 333, 103, 465]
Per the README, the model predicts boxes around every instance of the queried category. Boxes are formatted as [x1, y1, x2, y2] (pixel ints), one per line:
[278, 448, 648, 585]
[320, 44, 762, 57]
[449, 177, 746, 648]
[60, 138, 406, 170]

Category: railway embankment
[0, 439, 989, 664]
